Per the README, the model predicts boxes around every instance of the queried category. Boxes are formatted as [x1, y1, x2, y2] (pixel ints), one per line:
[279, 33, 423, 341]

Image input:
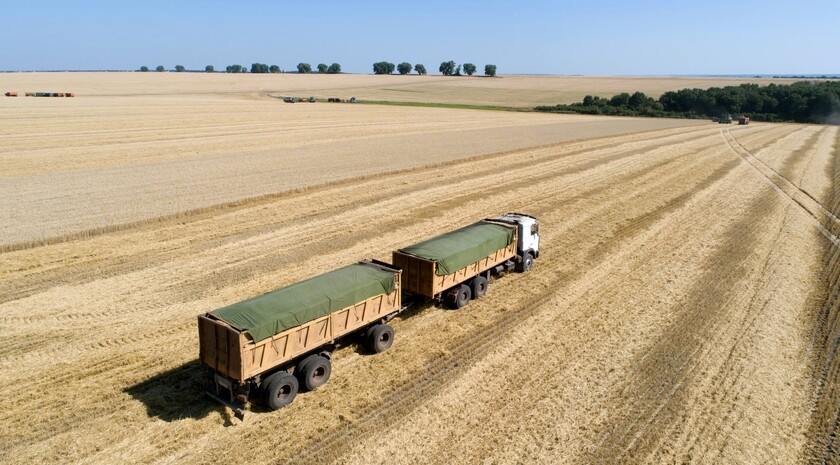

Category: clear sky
[1, 0, 837, 75]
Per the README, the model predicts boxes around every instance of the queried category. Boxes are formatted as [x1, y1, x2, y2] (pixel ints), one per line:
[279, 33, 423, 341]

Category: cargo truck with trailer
[198, 213, 540, 414]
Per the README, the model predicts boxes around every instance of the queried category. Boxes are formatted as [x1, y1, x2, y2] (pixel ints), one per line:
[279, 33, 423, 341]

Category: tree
[484, 64, 497, 77]
[205, 65, 214, 73]
[297, 63, 312, 73]
[414, 64, 427, 75]
[582, 95, 595, 106]
[139, 66, 149, 72]
[609, 93, 631, 107]
[397, 62, 412, 75]
[226, 64, 243, 73]
[454, 65, 461, 76]
[269, 65, 280, 73]
[439, 60, 456, 76]
[155, 65, 165, 72]
[327, 63, 341, 74]
[462, 63, 476, 76]
[174, 65, 185, 72]
[373, 61, 395, 74]
[317, 63, 328, 73]
[250, 63, 269, 73]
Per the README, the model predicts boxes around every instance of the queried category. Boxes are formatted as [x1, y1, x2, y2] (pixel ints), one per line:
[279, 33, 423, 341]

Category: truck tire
[516, 252, 534, 273]
[297, 355, 332, 391]
[366, 323, 395, 353]
[471, 276, 488, 299]
[263, 371, 298, 410]
[446, 284, 472, 309]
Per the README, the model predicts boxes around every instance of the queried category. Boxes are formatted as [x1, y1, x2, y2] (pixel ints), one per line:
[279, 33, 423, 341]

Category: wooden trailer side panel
[431, 241, 516, 295]
[239, 275, 401, 380]
[394, 228, 517, 298]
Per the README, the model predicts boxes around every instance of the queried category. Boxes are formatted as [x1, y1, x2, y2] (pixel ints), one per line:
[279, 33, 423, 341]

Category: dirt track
[1, 122, 838, 465]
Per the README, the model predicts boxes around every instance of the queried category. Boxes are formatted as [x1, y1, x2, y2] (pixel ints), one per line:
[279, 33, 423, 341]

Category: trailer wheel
[263, 372, 298, 410]
[297, 355, 332, 391]
[446, 284, 472, 309]
[471, 276, 488, 299]
[516, 252, 534, 273]
[366, 323, 395, 353]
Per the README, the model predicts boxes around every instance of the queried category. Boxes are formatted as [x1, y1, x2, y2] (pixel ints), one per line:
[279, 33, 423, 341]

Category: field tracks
[722, 127, 840, 246]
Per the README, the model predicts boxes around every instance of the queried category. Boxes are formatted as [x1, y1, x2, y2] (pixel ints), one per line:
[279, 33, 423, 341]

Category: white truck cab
[493, 212, 540, 271]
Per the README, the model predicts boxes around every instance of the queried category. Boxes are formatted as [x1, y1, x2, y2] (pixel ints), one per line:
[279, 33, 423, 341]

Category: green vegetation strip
[357, 100, 531, 112]
[536, 81, 840, 124]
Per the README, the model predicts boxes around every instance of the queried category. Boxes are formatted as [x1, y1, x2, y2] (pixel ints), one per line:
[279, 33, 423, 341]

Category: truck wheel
[366, 324, 395, 353]
[471, 276, 488, 299]
[516, 252, 534, 273]
[446, 284, 472, 309]
[263, 371, 298, 410]
[297, 355, 332, 391]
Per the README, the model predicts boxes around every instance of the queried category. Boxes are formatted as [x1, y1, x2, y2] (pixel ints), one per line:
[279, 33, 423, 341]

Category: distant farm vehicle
[4, 91, 17, 97]
[738, 115, 750, 125]
[349, 96, 357, 103]
[282, 97, 296, 103]
[327, 97, 343, 103]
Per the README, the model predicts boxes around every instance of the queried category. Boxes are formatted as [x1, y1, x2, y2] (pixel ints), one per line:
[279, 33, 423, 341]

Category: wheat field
[0, 74, 838, 465]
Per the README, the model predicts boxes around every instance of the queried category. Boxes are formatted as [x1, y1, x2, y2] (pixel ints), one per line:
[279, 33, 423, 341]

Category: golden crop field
[0, 71, 808, 106]
[0, 74, 838, 465]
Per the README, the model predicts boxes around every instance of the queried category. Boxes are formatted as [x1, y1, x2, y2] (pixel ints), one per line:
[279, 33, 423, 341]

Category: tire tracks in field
[0, 126, 721, 305]
[0, 125, 715, 255]
[578, 187, 782, 464]
[802, 129, 840, 465]
[268, 146, 746, 465]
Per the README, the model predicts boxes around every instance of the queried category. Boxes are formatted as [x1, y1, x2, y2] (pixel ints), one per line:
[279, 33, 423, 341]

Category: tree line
[137, 63, 342, 74]
[535, 81, 840, 124]
[372, 61, 496, 76]
[138, 61, 497, 77]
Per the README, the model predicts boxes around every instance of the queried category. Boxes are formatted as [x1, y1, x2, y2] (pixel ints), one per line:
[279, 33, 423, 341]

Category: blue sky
[0, 0, 837, 74]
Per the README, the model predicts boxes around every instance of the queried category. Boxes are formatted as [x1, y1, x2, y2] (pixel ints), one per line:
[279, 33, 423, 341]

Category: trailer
[393, 213, 540, 308]
[198, 260, 403, 415]
[197, 213, 541, 415]
[738, 115, 750, 125]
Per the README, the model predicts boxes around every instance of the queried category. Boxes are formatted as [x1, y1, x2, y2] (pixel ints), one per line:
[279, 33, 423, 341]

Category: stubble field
[0, 74, 838, 465]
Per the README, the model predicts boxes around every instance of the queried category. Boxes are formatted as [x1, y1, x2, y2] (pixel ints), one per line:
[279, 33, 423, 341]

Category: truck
[738, 115, 750, 125]
[198, 213, 540, 415]
[393, 213, 539, 308]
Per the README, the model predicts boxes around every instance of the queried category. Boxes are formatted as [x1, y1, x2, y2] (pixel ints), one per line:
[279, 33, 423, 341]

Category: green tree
[139, 66, 149, 72]
[397, 62, 412, 75]
[484, 64, 497, 77]
[297, 63, 312, 73]
[609, 93, 631, 107]
[205, 65, 214, 72]
[373, 61, 395, 74]
[250, 63, 270, 73]
[155, 65, 165, 72]
[269, 65, 280, 73]
[327, 63, 341, 74]
[317, 63, 328, 73]
[414, 64, 427, 75]
[462, 63, 476, 76]
[174, 65, 185, 72]
[439, 60, 456, 76]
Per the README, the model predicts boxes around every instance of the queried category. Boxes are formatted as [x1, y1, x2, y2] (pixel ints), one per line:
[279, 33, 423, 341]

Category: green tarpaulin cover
[211, 263, 396, 342]
[400, 221, 514, 276]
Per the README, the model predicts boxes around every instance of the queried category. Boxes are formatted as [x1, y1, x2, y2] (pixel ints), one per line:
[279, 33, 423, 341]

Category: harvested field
[0, 94, 703, 247]
[0, 72, 809, 106]
[1, 112, 838, 465]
